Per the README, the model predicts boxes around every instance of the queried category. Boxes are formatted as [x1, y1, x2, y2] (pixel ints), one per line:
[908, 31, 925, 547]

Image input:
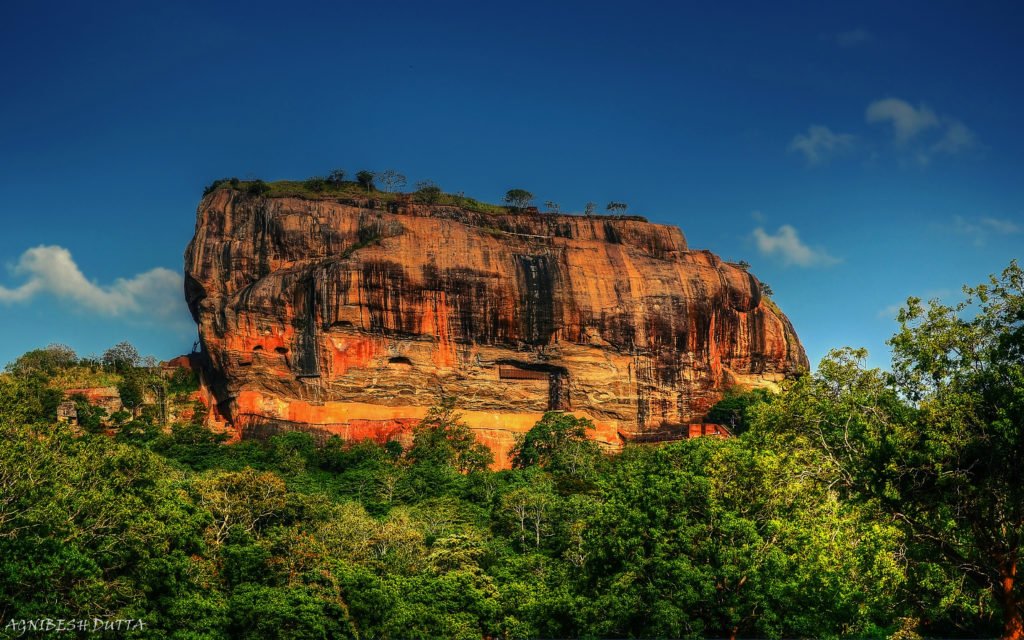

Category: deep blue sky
[1, 0, 1021, 369]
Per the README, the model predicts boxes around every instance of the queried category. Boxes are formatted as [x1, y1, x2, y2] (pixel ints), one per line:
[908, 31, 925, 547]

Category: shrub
[414, 181, 443, 204]
[168, 368, 200, 395]
[247, 180, 271, 196]
[203, 178, 227, 196]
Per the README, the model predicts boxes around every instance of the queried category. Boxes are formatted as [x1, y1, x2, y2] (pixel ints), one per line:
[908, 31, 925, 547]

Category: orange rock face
[185, 190, 807, 467]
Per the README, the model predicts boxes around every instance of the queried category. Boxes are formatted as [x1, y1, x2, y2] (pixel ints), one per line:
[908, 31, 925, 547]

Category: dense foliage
[1, 262, 1021, 639]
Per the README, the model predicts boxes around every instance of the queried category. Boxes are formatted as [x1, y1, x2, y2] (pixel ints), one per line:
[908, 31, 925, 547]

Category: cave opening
[496, 360, 570, 411]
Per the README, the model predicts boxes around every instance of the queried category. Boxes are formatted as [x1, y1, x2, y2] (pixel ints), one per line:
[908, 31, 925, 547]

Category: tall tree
[379, 169, 407, 193]
[102, 341, 140, 372]
[327, 168, 346, 185]
[757, 260, 1024, 639]
[888, 261, 1024, 639]
[510, 411, 601, 477]
[406, 397, 493, 475]
[356, 170, 376, 192]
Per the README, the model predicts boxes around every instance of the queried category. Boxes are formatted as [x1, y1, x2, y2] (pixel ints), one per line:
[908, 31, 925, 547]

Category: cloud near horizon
[753, 225, 840, 267]
[0, 245, 185, 321]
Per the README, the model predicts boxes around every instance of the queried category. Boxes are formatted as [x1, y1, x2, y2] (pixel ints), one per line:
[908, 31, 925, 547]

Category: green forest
[1, 262, 1021, 640]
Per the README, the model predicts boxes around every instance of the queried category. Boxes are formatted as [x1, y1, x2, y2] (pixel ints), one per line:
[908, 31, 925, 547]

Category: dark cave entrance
[497, 360, 571, 411]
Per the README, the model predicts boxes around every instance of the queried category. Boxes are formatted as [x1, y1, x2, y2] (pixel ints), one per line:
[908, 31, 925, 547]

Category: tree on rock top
[503, 189, 533, 211]
[356, 170, 376, 192]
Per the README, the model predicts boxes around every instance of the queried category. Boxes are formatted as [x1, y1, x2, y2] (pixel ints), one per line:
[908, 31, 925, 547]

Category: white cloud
[949, 216, 1022, 246]
[0, 245, 184, 320]
[835, 28, 872, 47]
[876, 303, 903, 320]
[865, 98, 940, 143]
[931, 119, 977, 155]
[979, 216, 1021, 234]
[753, 225, 840, 267]
[864, 98, 979, 164]
[789, 125, 856, 166]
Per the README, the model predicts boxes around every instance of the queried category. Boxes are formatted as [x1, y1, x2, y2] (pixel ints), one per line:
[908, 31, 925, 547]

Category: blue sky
[1, 0, 1021, 370]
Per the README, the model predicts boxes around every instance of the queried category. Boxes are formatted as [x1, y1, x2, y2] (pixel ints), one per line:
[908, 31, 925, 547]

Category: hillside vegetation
[1, 261, 1021, 639]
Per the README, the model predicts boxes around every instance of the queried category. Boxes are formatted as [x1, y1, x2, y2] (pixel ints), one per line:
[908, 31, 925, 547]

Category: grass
[205, 179, 518, 216]
[48, 367, 122, 390]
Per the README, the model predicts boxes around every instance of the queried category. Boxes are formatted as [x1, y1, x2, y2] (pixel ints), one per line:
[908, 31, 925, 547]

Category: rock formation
[185, 188, 807, 467]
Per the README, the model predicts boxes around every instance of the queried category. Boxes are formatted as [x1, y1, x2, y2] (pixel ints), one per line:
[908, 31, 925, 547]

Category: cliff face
[185, 190, 807, 466]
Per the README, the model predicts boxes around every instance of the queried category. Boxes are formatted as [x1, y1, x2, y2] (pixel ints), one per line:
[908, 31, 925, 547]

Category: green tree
[499, 472, 558, 549]
[401, 398, 493, 502]
[0, 424, 207, 630]
[0, 373, 62, 425]
[327, 168, 346, 185]
[887, 261, 1024, 639]
[116, 370, 146, 412]
[72, 394, 108, 433]
[379, 169, 407, 193]
[227, 583, 356, 639]
[304, 176, 327, 192]
[503, 189, 533, 211]
[203, 178, 228, 196]
[356, 170, 376, 192]
[407, 397, 493, 474]
[605, 201, 628, 214]
[5, 343, 78, 376]
[102, 341, 140, 372]
[415, 180, 443, 204]
[579, 438, 905, 638]
[755, 262, 1024, 638]
[247, 179, 271, 196]
[703, 387, 772, 435]
[510, 412, 602, 477]
[195, 469, 289, 546]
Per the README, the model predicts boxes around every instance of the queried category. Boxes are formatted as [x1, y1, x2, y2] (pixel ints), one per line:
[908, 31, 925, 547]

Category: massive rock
[185, 189, 807, 467]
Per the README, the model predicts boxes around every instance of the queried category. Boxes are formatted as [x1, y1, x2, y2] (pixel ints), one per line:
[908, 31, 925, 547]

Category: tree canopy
[503, 189, 533, 210]
[1, 262, 1021, 638]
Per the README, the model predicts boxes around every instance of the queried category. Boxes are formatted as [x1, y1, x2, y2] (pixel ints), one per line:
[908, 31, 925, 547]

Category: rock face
[185, 189, 807, 467]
